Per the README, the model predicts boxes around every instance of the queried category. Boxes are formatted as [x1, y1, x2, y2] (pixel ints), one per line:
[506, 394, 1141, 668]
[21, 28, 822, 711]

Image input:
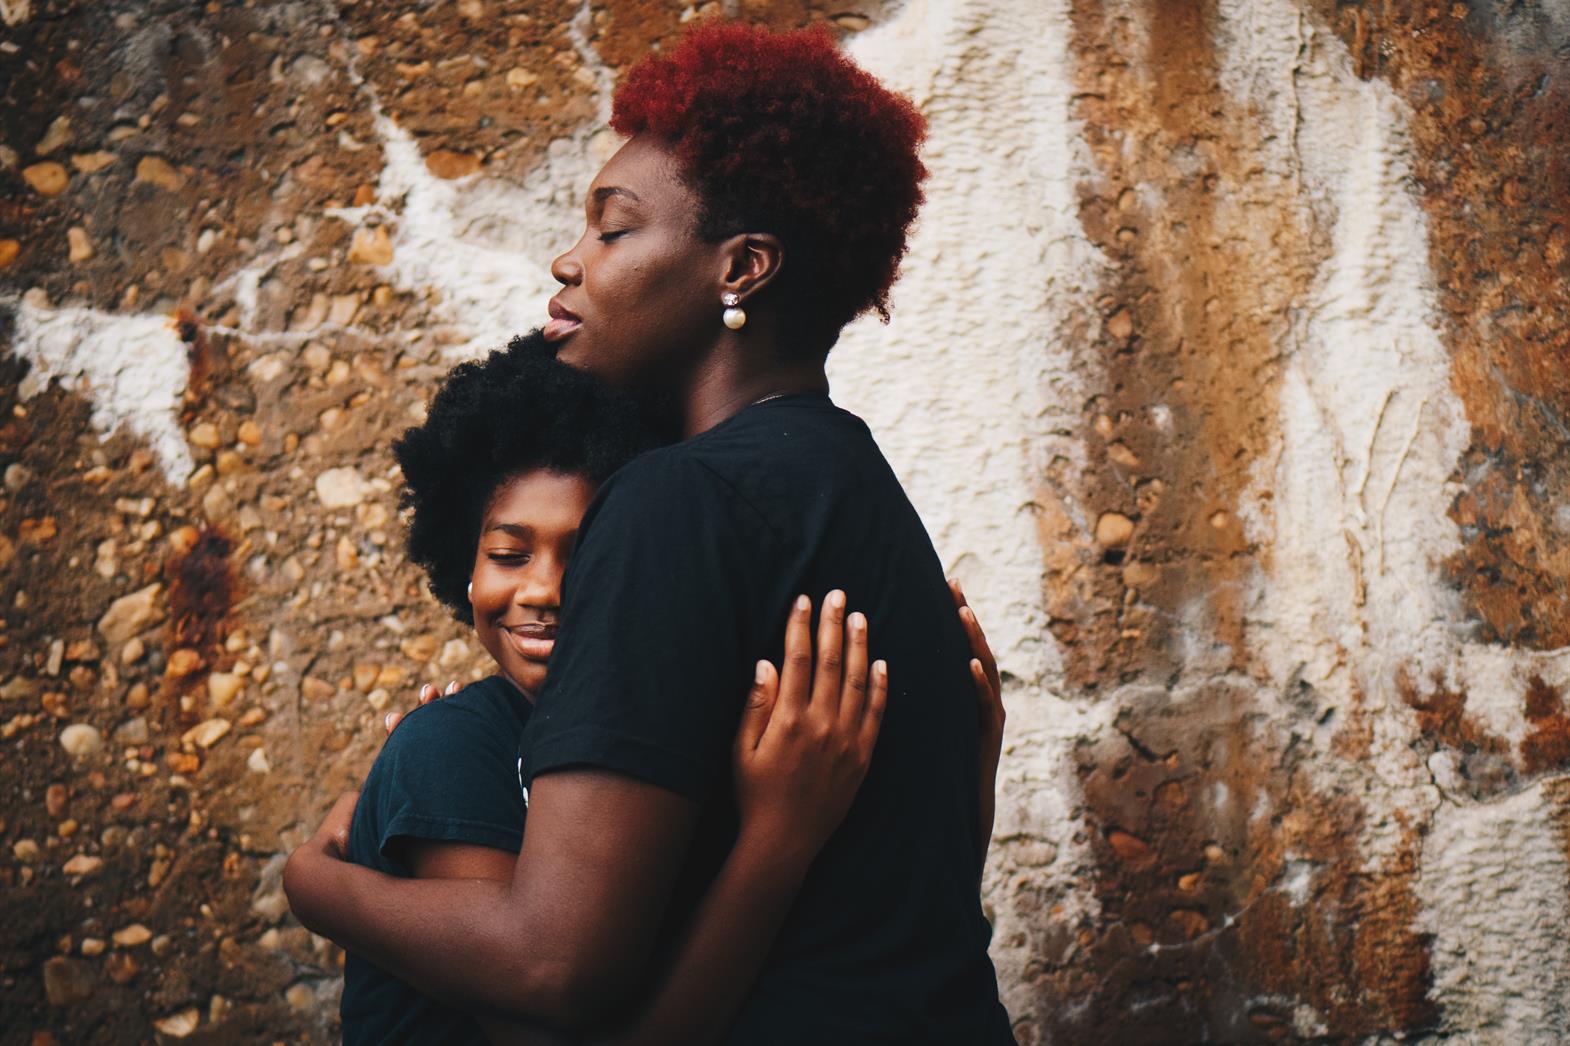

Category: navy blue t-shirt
[521, 394, 1013, 1044]
[340, 675, 529, 1045]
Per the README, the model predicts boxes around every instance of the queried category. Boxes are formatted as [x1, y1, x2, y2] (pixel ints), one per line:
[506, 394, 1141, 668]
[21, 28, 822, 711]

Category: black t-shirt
[522, 394, 1014, 1045]
[341, 675, 530, 1045]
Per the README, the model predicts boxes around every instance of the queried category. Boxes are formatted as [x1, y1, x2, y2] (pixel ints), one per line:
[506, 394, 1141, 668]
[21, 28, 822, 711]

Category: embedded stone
[315, 467, 371, 508]
[112, 923, 152, 948]
[59, 723, 103, 758]
[35, 115, 72, 155]
[348, 226, 394, 265]
[22, 162, 68, 196]
[153, 1009, 200, 1038]
[181, 718, 231, 749]
[71, 151, 117, 173]
[134, 155, 184, 191]
[62, 854, 103, 878]
[1095, 512, 1136, 549]
[206, 672, 242, 708]
[98, 584, 164, 644]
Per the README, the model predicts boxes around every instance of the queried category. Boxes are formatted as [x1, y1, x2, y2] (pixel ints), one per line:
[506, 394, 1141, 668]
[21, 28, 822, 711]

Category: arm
[286, 773, 695, 1029]
[950, 580, 1005, 866]
[598, 592, 886, 1046]
[397, 844, 573, 1046]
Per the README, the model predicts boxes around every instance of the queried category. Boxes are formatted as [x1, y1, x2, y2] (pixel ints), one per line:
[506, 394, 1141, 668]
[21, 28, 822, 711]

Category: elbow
[281, 846, 321, 932]
[523, 958, 639, 1032]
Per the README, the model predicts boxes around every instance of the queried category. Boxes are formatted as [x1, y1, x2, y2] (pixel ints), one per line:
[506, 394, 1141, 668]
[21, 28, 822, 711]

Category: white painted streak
[834, 0, 1114, 1008]
[1417, 781, 1570, 1038]
[1217, 0, 1570, 1033]
[328, 13, 620, 361]
[837, 0, 1104, 692]
[7, 291, 193, 479]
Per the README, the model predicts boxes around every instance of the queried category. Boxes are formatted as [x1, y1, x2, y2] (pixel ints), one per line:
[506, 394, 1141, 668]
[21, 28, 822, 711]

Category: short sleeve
[521, 450, 779, 802]
[360, 694, 527, 861]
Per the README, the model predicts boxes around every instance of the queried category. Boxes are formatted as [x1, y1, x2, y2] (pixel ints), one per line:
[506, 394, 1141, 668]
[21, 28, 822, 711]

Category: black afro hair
[393, 331, 652, 624]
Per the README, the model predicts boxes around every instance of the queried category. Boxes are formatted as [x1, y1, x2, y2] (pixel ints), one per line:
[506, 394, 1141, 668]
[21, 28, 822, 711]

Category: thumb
[736, 660, 778, 754]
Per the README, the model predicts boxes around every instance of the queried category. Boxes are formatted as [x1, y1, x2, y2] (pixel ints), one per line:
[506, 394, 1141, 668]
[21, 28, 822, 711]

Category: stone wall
[1, 1, 1566, 1042]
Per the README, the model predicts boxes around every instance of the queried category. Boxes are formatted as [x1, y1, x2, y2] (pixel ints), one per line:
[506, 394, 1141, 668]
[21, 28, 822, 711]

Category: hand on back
[732, 591, 887, 868]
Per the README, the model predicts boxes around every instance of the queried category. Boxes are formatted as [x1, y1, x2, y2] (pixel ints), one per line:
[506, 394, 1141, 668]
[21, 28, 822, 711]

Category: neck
[678, 329, 830, 438]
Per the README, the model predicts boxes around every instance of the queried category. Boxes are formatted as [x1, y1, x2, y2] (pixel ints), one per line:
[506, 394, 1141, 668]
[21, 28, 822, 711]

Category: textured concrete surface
[1, 0, 1567, 1042]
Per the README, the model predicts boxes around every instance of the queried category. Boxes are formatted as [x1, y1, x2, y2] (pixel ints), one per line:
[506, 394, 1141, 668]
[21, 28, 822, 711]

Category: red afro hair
[611, 22, 927, 345]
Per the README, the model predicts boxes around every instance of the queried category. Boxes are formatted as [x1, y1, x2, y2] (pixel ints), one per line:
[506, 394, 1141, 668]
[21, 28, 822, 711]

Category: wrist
[733, 817, 819, 881]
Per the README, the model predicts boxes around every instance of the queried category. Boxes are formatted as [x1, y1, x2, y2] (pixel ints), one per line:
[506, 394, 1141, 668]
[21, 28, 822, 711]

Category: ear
[717, 232, 785, 303]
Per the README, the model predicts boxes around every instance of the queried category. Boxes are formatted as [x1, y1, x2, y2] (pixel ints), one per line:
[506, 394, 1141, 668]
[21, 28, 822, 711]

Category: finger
[949, 577, 968, 611]
[419, 684, 437, 705]
[736, 660, 779, 754]
[324, 791, 360, 857]
[383, 710, 404, 735]
[777, 595, 814, 718]
[837, 610, 870, 732]
[445, 679, 461, 696]
[970, 658, 999, 724]
[811, 589, 848, 718]
[959, 605, 1001, 701]
[858, 660, 889, 756]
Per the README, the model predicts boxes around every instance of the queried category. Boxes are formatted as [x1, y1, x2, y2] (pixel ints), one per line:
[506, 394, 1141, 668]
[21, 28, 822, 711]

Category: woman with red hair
[287, 22, 1013, 1044]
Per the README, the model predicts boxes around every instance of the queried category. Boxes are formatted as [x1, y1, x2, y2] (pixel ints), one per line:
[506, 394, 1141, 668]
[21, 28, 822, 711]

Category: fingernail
[384, 712, 395, 730]
[848, 612, 866, 631]
[796, 594, 810, 611]
[828, 590, 846, 609]
[874, 660, 887, 678]
[755, 661, 769, 684]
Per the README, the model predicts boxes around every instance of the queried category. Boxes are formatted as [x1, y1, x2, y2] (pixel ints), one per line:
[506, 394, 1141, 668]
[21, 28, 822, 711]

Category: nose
[550, 234, 585, 287]
[513, 555, 563, 614]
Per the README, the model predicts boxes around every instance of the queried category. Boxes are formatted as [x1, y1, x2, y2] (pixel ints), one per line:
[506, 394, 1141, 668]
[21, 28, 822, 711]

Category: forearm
[596, 826, 810, 1046]
[284, 847, 570, 1021]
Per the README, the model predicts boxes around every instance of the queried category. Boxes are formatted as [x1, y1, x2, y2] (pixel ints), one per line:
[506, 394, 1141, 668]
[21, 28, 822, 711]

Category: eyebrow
[593, 186, 641, 206]
[483, 523, 534, 538]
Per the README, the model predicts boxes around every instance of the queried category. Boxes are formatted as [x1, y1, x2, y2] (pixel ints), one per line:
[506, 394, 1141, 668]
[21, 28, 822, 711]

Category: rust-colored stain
[160, 527, 238, 723]
[1521, 675, 1570, 775]
[1055, 686, 1438, 1041]
[1307, 1, 1570, 649]
[1052, 0, 1320, 691]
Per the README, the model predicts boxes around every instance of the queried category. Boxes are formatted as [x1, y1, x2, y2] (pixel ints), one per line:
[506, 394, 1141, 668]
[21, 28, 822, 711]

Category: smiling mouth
[504, 623, 557, 661]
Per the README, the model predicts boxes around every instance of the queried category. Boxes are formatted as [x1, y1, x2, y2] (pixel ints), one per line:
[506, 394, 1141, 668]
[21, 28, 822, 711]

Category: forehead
[484, 470, 598, 528]
[589, 134, 695, 209]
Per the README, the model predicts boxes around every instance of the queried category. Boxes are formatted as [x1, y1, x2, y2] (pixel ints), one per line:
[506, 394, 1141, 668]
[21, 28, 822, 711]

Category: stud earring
[466, 581, 473, 599]
[722, 292, 747, 331]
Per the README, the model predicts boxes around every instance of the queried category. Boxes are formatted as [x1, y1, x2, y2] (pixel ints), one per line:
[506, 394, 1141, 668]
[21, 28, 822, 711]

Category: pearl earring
[466, 581, 473, 599]
[722, 292, 747, 331]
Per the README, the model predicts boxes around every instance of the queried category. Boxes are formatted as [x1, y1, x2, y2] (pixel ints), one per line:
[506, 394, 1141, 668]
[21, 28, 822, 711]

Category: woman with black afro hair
[339, 331, 902, 1045]
[288, 22, 1015, 1045]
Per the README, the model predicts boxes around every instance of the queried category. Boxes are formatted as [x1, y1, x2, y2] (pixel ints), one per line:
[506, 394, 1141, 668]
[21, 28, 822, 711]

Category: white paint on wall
[1417, 781, 1570, 1037]
[326, 12, 620, 363]
[833, 0, 1115, 1018]
[835, 0, 1105, 693]
[1217, 0, 1570, 1033]
[6, 289, 193, 480]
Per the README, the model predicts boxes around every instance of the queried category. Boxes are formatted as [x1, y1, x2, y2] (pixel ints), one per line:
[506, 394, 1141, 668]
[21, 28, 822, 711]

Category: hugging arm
[950, 580, 1006, 867]
[285, 596, 883, 1039]
[593, 594, 885, 1045]
[286, 773, 696, 1029]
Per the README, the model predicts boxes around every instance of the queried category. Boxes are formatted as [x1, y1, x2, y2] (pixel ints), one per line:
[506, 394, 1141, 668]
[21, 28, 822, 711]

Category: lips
[543, 298, 582, 343]
[504, 621, 557, 661]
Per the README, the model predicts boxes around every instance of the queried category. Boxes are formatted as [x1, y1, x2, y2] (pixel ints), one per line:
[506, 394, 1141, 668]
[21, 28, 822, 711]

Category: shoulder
[584, 442, 769, 538]
[378, 678, 526, 766]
